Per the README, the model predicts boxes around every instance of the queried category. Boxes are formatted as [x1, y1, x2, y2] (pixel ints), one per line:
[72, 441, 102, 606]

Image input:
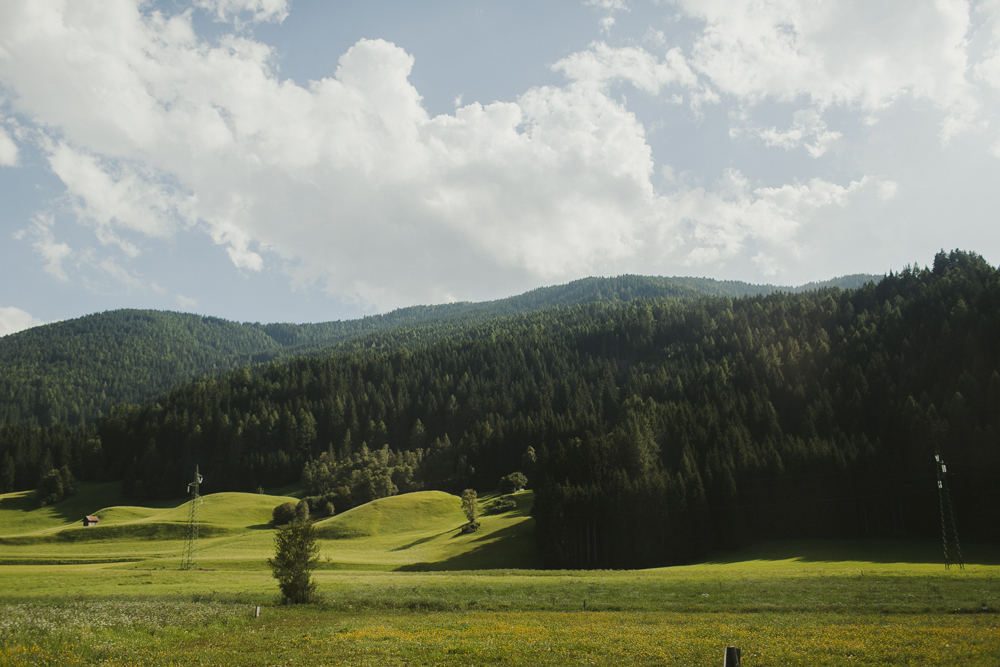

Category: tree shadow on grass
[397, 521, 542, 571]
[246, 523, 275, 530]
[391, 528, 456, 551]
[0, 493, 35, 514]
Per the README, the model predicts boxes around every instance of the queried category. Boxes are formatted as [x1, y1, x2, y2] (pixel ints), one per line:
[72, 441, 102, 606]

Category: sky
[1, 0, 999, 335]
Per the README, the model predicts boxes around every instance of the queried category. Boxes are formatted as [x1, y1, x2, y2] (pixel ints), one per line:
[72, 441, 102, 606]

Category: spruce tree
[268, 517, 320, 604]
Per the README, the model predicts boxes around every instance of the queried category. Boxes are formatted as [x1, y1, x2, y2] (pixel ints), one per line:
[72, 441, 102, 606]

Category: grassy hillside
[0, 482, 139, 537]
[1, 480, 997, 666]
[314, 490, 462, 539]
[0, 486, 540, 570]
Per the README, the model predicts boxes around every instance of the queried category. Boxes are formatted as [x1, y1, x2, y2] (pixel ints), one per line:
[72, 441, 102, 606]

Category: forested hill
[0, 274, 878, 427]
[2, 251, 993, 570]
[0, 311, 281, 427]
[257, 273, 879, 348]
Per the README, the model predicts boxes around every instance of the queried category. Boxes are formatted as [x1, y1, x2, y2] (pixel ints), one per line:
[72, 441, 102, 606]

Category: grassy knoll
[0, 486, 540, 571]
[2, 486, 999, 665]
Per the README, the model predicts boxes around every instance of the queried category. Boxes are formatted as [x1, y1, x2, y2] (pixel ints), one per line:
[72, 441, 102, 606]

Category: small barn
[82, 515, 99, 527]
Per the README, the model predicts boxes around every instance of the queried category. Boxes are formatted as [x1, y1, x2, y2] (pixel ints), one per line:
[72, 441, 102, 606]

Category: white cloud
[877, 180, 899, 200]
[585, 0, 629, 11]
[740, 108, 842, 158]
[672, 0, 979, 139]
[666, 169, 874, 268]
[0, 126, 18, 166]
[177, 294, 198, 309]
[553, 42, 698, 94]
[46, 142, 189, 256]
[973, 0, 1000, 92]
[193, 0, 289, 24]
[97, 257, 145, 291]
[16, 215, 73, 281]
[0, 304, 44, 337]
[0, 0, 891, 309]
[0, 3, 673, 307]
[585, 0, 629, 35]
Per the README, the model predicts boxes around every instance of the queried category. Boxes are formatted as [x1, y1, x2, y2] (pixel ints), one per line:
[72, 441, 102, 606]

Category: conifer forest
[2, 250, 997, 569]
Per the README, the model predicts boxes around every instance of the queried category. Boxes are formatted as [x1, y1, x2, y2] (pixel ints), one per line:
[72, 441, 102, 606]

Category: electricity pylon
[935, 454, 963, 570]
[180, 466, 203, 571]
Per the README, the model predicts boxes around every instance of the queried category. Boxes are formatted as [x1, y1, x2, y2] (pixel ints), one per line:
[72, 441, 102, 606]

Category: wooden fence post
[723, 646, 741, 666]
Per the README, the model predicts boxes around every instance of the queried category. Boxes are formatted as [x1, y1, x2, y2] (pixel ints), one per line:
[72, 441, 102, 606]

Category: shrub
[272, 502, 296, 527]
[302, 492, 337, 517]
[499, 472, 527, 495]
[490, 495, 517, 514]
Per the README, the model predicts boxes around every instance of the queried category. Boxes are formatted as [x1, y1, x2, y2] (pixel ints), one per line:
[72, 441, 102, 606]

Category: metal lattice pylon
[180, 466, 203, 571]
[935, 454, 963, 570]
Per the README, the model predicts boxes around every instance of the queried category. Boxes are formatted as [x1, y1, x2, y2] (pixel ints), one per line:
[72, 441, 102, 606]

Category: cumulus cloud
[0, 304, 44, 337]
[0, 0, 884, 308]
[554, 42, 698, 94]
[672, 0, 979, 139]
[666, 169, 875, 269]
[46, 142, 190, 256]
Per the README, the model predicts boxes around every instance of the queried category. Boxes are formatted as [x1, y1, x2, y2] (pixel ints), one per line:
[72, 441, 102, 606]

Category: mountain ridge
[0, 273, 880, 427]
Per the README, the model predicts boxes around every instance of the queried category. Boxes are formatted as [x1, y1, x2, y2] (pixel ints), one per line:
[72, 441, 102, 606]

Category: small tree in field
[499, 472, 527, 494]
[460, 488, 480, 534]
[268, 518, 320, 604]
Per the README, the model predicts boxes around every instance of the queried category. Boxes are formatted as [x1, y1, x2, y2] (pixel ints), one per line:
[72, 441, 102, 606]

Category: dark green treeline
[1, 252, 997, 568]
[0, 274, 876, 430]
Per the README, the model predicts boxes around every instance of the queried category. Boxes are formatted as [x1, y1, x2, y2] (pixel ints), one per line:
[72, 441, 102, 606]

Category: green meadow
[1, 484, 999, 666]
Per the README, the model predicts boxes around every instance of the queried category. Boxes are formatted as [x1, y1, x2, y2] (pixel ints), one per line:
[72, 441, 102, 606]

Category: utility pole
[181, 466, 203, 571]
[935, 454, 963, 570]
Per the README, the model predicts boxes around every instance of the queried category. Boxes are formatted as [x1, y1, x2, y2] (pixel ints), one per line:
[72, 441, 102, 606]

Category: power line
[180, 465, 203, 571]
[934, 454, 963, 570]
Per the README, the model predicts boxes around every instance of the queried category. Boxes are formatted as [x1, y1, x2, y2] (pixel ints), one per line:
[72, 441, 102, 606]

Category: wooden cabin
[82, 515, 99, 527]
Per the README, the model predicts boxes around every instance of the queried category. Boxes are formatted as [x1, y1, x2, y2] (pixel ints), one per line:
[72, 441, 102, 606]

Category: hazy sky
[2, 0, 999, 334]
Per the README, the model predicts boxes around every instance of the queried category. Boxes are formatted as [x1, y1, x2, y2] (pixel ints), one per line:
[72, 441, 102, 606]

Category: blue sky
[2, 0, 999, 334]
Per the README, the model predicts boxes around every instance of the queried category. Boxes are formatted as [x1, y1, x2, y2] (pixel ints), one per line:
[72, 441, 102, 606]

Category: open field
[1, 562, 997, 666]
[2, 602, 998, 667]
[1, 485, 999, 665]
